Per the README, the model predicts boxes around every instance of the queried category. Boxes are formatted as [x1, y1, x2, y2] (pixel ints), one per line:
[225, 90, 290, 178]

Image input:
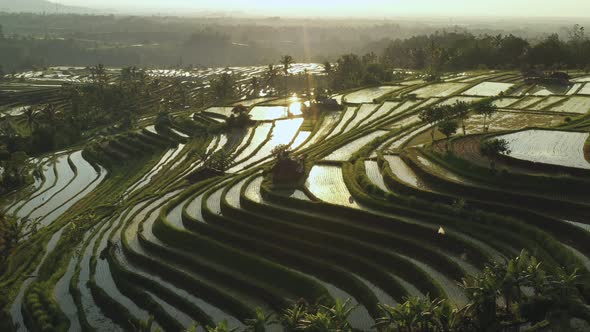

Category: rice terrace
[5, 3, 590, 332]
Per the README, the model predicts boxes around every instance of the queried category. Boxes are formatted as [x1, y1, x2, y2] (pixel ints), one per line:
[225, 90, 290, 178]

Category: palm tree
[23, 107, 38, 132]
[266, 64, 278, 94]
[250, 76, 260, 97]
[40, 104, 58, 128]
[323, 61, 332, 74]
[90, 63, 108, 86]
[211, 73, 235, 101]
[280, 55, 295, 96]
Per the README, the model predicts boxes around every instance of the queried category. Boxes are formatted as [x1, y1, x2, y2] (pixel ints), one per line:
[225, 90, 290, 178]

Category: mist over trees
[2, 13, 590, 73]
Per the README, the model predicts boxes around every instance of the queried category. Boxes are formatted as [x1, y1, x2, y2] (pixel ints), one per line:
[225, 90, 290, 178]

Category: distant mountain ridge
[0, 0, 93, 14]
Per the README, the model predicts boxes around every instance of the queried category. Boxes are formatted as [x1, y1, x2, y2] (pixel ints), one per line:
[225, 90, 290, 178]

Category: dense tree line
[382, 25, 590, 74]
[2, 12, 590, 73]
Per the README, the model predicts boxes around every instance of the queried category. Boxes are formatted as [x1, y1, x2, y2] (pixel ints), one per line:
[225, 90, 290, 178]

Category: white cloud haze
[53, 0, 590, 17]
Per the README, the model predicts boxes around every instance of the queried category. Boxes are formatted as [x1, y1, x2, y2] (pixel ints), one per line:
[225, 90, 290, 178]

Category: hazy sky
[55, 0, 590, 17]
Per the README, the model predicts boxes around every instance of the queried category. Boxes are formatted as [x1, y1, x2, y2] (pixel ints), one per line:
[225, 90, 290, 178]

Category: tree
[474, 99, 497, 133]
[250, 76, 260, 97]
[0, 213, 40, 273]
[0, 214, 20, 270]
[419, 106, 446, 143]
[265, 64, 278, 94]
[271, 144, 291, 161]
[331, 54, 365, 90]
[210, 72, 235, 101]
[229, 105, 251, 128]
[480, 138, 511, 170]
[280, 55, 295, 96]
[453, 101, 471, 135]
[438, 120, 458, 151]
[90, 64, 108, 86]
[40, 104, 58, 128]
[323, 61, 332, 74]
[23, 107, 38, 132]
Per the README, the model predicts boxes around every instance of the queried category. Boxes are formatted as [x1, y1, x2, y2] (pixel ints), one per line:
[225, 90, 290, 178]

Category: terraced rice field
[548, 96, 590, 114]
[324, 130, 389, 161]
[203, 107, 235, 118]
[496, 129, 590, 169]
[567, 83, 584, 95]
[575, 84, 590, 95]
[248, 106, 288, 121]
[529, 96, 566, 111]
[325, 107, 357, 139]
[344, 86, 404, 103]
[5, 74, 590, 332]
[526, 85, 562, 96]
[463, 111, 565, 132]
[510, 96, 545, 109]
[492, 97, 519, 108]
[462, 82, 514, 96]
[305, 166, 358, 208]
[438, 96, 482, 106]
[411, 83, 469, 98]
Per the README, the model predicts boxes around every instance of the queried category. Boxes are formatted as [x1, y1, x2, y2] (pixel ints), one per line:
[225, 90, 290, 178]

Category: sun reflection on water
[272, 118, 304, 145]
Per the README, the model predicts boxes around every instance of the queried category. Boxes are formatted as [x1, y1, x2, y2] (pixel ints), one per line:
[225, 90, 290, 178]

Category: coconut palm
[40, 104, 58, 128]
[250, 76, 260, 97]
[23, 107, 39, 132]
[211, 72, 235, 101]
[266, 64, 278, 94]
[323, 61, 332, 74]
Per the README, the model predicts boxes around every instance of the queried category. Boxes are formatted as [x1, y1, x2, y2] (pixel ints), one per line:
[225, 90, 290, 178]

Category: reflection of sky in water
[272, 118, 304, 144]
[288, 100, 310, 116]
[249, 106, 287, 120]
